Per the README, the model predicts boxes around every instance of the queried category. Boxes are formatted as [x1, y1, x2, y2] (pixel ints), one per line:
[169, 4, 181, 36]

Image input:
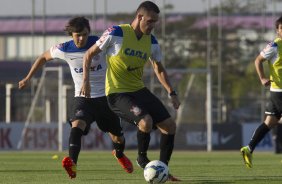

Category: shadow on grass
[185, 176, 282, 184]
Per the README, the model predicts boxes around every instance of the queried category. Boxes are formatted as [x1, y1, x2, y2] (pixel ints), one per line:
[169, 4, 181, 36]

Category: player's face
[140, 11, 159, 35]
[277, 24, 282, 38]
[72, 28, 89, 48]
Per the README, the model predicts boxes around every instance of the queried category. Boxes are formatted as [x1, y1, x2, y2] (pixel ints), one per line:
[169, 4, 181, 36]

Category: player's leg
[62, 119, 86, 179]
[108, 133, 133, 173]
[139, 88, 180, 181]
[94, 96, 133, 173]
[136, 115, 153, 168]
[107, 92, 152, 169]
[241, 115, 278, 168]
[109, 133, 125, 158]
[241, 92, 282, 168]
[156, 118, 176, 165]
[68, 120, 86, 164]
[135, 88, 174, 166]
[62, 97, 91, 179]
[249, 116, 278, 152]
[156, 118, 180, 182]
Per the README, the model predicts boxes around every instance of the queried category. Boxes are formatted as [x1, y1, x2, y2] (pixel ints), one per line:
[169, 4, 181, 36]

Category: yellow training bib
[105, 24, 151, 95]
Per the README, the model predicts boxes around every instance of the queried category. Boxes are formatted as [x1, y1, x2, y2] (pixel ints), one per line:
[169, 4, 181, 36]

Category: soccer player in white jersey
[18, 16, 133, 179]
[81, 1, 181, 181]
[241, 16, 282, 169]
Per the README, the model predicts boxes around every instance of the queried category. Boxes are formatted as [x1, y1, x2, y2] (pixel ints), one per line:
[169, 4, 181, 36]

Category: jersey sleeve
[96, 27, 116, 51]
[150, 35, 162, 62]
[260, 42, 277, 60]
[49, 44, 65, 60]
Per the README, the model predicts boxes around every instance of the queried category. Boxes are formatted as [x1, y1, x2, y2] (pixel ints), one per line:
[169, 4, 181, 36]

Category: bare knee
[138, 115, 153, 133]
[109, 133, 124, 144]
[265, 116, 279, 128]
[72, 120, 87, 131]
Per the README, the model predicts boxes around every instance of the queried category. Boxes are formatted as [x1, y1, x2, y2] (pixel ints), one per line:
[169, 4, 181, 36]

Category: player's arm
[18, 50, 52, 89]
[150, 59, 180, 109]
[81, 44, 102, 97]
[254, 54, 271, 87]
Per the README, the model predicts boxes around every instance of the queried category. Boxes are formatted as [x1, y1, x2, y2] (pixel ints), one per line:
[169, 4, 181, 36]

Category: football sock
[113, 140, 125, 159]
[69, 127, 83, 164]
[137, 130, 150, 157]
[248, 122, 270, 153]
[159, 134, 175, 165]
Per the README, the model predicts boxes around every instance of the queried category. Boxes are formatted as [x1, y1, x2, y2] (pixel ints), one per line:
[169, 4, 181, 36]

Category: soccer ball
[144, 160, 169, 183]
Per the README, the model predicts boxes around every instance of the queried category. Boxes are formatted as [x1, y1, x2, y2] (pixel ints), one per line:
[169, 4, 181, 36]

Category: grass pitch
[1, 150, 282, 184]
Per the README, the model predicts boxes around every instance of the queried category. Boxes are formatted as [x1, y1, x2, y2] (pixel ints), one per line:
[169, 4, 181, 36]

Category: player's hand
[80, 81, 91, 98]
[261, 78, 272, 87]
[18, 78, 30, 89]
[170, 95, 180, 110]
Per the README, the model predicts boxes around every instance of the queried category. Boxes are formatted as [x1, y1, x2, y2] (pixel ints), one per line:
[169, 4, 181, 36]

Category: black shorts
[107, 87, 171, 127]
[70, 96, 123, 136]
[265, 91, 282, 119]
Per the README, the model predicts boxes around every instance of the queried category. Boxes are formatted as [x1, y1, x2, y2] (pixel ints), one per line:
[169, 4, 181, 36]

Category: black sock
[137, 130, 150, 157]
[113, 140, 125, 159]
[69, 127, 83, 164]
[159, 134, 174, 165]
[248, 123, 270, 153]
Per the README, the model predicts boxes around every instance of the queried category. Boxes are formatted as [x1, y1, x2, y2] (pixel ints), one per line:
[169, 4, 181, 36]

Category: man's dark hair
[64, 16, 90, 36]
[136, 1, 160, 15]
[275, 16, 282, 29]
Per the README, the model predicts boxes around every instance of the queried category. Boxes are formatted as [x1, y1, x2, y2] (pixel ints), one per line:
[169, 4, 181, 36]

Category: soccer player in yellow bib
[241, 16, 282, 169]
[81, 1, 181, 181]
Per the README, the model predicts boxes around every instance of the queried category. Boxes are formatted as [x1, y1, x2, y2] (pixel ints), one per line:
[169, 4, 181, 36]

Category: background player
[241, 16, 282, 168]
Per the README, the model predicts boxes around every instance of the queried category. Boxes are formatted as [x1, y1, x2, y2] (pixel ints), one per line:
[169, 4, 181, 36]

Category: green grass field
[1, 150, 282, 184]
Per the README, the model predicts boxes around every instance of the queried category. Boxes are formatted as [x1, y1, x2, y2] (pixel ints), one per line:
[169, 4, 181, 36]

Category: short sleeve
[50, 44, 65, 60]
[260, 42, 277, 60]
[150, 35, 162, 62]
[96, 27, 117, 51]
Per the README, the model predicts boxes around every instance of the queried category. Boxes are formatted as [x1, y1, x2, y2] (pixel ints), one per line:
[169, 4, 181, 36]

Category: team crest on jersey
[98, 27, 116, 44]
[55, 43, 64, 49]
[130, 106, 142, 116]
[75, 109, 84, 118]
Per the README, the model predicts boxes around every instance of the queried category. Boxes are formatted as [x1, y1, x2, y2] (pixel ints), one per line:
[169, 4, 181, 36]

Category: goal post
[17, 66, 64, 151]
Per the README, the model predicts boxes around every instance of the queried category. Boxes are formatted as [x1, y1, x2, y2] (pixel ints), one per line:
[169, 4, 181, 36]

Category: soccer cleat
[62, 157, 77, 179]
[112, 150, 133, 173]
[168, 173, 181, 182]
[136, 155, 150, 169]
[240, 146, 253, 168]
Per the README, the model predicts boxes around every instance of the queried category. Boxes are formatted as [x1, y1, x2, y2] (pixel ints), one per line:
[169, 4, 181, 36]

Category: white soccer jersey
[50, 35, 106, 98]
[96, 26, 162, 62]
